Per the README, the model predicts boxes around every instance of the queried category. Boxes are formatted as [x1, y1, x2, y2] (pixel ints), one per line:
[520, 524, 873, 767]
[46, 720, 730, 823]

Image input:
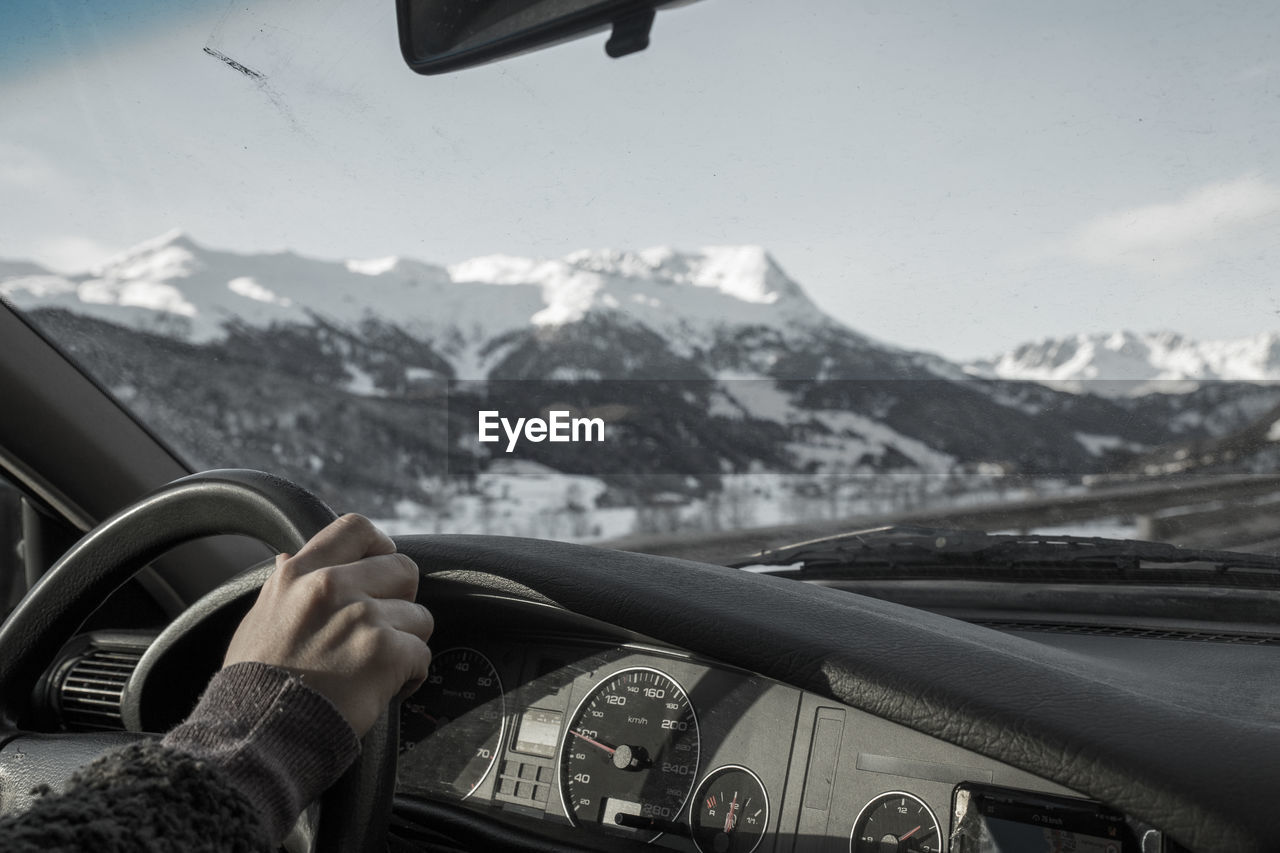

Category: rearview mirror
[396, 0, 697, 75]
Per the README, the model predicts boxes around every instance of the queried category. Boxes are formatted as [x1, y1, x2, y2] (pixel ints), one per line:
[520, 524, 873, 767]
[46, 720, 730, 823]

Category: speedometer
[559, 667, 700, 839]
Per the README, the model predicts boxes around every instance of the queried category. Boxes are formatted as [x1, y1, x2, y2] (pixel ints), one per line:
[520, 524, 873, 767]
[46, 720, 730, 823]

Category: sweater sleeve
[161, 661, 362, 843]
[0, 662, 362, 852]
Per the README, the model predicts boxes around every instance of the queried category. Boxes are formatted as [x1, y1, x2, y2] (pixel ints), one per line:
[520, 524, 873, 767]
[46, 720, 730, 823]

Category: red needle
[569, 729, 616, 755]
[899, 825, 922, 841]
[724, 791, 738, 834]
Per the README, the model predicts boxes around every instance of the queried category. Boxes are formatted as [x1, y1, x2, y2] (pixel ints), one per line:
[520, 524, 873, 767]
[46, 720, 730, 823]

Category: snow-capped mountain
[967, 330, 1280, 396]
[1, 231, 889, 381]
[5, 232, 1280, 527]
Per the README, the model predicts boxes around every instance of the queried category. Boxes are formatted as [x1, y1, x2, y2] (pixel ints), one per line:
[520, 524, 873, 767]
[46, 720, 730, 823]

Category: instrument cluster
[395, 627, 1158, 852]
[396, 638, 794, 851]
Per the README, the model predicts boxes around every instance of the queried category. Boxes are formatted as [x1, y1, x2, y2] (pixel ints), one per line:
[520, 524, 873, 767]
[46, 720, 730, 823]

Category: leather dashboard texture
[400, 533, 1280, 853]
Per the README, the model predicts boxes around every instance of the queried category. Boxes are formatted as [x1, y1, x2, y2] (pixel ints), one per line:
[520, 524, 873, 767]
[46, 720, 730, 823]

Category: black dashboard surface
[388, 534, 1280, 853]
[393, 592, 1110, 853]
[112, 533, 1280, 853]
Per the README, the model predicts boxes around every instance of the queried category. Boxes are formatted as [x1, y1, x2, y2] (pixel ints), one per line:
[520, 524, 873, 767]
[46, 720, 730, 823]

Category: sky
[2, 0, 1279, 361]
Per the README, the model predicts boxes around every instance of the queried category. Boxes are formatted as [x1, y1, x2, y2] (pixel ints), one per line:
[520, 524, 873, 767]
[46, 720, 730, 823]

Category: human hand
[223, 513, 433, 736]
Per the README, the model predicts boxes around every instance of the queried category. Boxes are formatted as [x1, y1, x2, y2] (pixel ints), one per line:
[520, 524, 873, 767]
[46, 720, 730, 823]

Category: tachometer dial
[398, 647, 505, 800]
[690, 765, 769, 853]
[559, 667, 700, 839]
[851, 792, 942, 853]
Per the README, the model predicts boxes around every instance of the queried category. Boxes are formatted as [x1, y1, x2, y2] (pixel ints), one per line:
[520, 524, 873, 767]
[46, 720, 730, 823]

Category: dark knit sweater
[0, 661, 361, 852]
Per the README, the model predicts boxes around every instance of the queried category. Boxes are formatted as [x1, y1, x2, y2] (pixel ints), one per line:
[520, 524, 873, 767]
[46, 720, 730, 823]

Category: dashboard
[391, 592, 1165, 853]
[41, 531, 1280, 853]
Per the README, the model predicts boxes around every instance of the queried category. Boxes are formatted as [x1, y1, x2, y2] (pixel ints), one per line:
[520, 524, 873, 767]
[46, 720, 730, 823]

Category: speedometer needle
[570, 729, 616, 755]
[724, 791, 738, 834]
[899, 825, 922, 841]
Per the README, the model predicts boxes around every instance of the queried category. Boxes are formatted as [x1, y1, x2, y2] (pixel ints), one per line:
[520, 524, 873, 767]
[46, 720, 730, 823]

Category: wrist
[162, 661, 361, 843]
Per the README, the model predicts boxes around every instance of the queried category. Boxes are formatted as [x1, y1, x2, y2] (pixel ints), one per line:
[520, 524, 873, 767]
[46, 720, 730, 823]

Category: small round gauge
[398, 647, 505, 800]
[690, 766, 769, 853]
[850, 792, 942, 853]
[559, 666, 700, 840]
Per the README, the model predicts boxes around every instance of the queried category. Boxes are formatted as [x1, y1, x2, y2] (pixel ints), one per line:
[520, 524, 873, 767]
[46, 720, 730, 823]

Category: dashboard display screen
[952, 783, 1139, 853]
[515, 708, 563, 757]
[977, 818, 1119, 853]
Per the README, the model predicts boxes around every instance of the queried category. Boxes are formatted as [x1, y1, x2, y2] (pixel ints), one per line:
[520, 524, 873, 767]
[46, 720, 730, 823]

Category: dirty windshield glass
[3, 1, 1279, 554]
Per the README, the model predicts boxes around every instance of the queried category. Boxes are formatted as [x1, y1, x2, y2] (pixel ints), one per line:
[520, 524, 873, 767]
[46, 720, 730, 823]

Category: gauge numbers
[851, 791, 942, 853]
[691, 765, 769, 853]
[398, 647, 505, 800]
[560, 667, 700, 840]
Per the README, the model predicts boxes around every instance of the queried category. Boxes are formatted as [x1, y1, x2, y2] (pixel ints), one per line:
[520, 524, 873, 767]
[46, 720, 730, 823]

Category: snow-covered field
[992, 518, 1140, 540]
[373, 468, 1064, 544]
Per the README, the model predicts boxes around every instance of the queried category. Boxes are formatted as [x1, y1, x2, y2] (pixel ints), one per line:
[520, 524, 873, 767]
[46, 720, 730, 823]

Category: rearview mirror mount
[396, 0, 696, 75]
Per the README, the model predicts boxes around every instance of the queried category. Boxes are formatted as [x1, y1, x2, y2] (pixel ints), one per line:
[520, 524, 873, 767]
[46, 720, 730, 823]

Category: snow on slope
[1, 231, 524, 345]
[967, 330, 1280, 396]
[12, 233, 1280, 399]
[448, 244, 841, 358]
[1, 232, 863, 377]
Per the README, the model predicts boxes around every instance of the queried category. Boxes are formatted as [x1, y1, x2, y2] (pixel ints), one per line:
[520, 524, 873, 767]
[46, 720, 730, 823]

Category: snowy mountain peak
[442, 245, 831, 344]
[346, 256, 400, 276]
[448, 254, 559, 285]
[563, 244, 804, 306]
[92, 229, 202, 278]
[346, 255, 451, 286]
[968, 329, 1280, 395]
[1, 231, 876, 378]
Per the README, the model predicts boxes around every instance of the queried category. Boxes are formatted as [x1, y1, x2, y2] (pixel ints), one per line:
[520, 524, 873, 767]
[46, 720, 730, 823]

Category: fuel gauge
[850, 792, 942, 853]
[690, 765, 769, 853]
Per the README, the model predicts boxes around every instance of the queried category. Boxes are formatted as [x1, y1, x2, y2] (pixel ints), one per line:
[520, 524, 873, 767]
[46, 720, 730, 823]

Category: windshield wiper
[733, 525, 1280, 584]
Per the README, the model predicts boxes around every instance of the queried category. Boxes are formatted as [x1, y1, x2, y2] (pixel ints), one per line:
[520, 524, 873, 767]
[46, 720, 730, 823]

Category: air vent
[58, 647, 143, 731]
[978, 621, 1280, 646]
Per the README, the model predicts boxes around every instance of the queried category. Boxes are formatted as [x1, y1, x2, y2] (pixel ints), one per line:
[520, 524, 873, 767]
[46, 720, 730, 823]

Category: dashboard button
[537, 765, 555, 783]
[516, 781, 536, 800]
[519, 763, 538, 780]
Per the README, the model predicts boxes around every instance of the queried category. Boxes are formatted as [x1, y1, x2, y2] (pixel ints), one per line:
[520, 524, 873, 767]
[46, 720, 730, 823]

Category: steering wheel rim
[0, 468, 396, 853]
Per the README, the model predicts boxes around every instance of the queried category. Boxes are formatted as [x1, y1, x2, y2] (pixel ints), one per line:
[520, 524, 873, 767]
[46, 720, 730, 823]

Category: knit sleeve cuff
[161, 661, 361, 844]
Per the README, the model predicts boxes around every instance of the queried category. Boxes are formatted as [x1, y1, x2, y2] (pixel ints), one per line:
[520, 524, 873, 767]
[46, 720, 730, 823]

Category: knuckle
[273, 552, 300, 580]
[334, 512, 372, 534]
[345, 598, 377, 625]
[331, 604, 362, 635]
[397, 555, 420, 596]
[403, 635, 431, 681]
[260, 564, 286, 592]
[406, 642, 432, 687]
[304, 566, 340, 602]
[417, 603, 435, 638]
[370, 625, 399, 656]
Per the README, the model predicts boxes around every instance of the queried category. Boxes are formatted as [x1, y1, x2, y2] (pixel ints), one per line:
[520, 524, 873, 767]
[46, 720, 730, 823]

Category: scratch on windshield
[201, 47, 264, 81]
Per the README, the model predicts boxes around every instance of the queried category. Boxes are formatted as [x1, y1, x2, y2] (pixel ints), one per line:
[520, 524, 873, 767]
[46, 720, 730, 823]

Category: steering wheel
[0, 469, 396, 853]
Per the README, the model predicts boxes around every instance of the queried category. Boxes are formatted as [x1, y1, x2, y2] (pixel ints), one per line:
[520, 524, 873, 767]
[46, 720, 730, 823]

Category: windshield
[3, 1, 1279, 553]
